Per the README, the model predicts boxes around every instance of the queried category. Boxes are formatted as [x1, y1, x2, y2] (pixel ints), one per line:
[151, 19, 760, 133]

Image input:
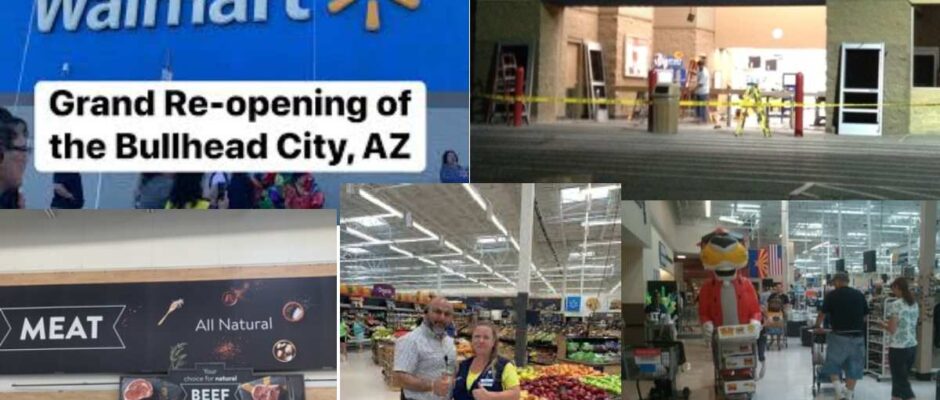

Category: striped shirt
[394, 323, 458, 400]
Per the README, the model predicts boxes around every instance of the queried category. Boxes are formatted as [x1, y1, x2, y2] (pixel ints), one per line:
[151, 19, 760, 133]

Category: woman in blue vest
[452, 322, 521, 400]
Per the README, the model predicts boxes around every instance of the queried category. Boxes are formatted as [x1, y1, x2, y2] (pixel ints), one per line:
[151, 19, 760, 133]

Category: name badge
[479, 378, 495, 387]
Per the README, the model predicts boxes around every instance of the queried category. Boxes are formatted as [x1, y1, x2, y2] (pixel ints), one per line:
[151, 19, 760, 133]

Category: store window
[913, 6, 940, 87]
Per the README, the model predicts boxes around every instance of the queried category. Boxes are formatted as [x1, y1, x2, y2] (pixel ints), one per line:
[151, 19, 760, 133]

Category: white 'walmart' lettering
[36, 0, 312, 33]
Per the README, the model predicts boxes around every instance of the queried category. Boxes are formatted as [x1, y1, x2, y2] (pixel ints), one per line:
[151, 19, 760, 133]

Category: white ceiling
[673, 201, 939, 275]
[340, 184, 622, 297]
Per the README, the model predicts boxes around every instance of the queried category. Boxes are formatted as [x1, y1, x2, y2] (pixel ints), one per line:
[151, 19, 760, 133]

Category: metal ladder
[487, 46, 529, 125]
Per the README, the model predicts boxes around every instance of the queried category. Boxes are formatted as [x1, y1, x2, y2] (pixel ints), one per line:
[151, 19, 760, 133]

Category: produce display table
[557, 358, 621, 376]
[374, 339, 399, 389]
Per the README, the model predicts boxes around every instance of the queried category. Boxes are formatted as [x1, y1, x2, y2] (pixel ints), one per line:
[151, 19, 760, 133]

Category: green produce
[581, 374, 621, 395]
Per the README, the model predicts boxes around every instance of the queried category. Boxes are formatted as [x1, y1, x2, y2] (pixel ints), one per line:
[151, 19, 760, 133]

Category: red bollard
[648, 69, 658, 133]
[795, 72, 804, 137]
[514, 66, 525, 127]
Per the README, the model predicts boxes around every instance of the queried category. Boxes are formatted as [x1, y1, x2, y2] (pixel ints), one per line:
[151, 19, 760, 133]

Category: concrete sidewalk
[470, 121, 940, 199]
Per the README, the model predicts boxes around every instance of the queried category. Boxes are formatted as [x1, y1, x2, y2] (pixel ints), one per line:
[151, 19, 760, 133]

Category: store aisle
[341, 348, 399, 400]
[627, 337, 936, 400]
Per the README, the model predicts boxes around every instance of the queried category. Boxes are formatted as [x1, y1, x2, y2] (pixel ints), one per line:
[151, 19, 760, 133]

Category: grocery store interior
[0, 211, 338, 400]
[623, 200, 940, 400]
[339, 184, 623, 399]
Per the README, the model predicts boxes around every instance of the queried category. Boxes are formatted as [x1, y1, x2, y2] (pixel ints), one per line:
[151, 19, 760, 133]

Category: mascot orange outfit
[697, 228, 762, 337]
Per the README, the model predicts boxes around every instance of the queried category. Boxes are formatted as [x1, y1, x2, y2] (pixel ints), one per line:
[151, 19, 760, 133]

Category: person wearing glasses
[395, 297, 458, 400]
[0, 111, 29, 209]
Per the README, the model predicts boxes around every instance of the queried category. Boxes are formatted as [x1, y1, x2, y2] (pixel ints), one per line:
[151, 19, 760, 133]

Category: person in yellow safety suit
[735, 83, 771, 137]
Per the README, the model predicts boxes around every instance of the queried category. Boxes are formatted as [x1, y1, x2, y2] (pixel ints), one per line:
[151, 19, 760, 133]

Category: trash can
[652, 84, 680, 134]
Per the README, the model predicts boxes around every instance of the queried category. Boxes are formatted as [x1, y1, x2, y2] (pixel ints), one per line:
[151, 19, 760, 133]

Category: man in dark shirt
[767, 282, 791, 308]
[51, 172, 84, 209]
[814, 272, 868, 400]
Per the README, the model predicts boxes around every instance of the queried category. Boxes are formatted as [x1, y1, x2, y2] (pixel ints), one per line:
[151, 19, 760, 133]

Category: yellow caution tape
[478, 94, 940, 109]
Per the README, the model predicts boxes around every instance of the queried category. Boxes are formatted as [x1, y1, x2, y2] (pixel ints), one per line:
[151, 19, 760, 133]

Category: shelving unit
[557, 336, 622, 375]
[865, 296, 890, 382]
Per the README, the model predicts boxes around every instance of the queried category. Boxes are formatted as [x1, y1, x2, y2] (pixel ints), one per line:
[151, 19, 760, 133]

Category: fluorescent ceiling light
[735, 203, 761, 209]
[346, 227, 381, 243]
[463, 184, 487, 210]
[359, 189, 403, 218]
[809, 241, 830, 251]
[561, 185, 618, 204]
[342, 248, 370, 255]
[581, 219, 621, 227]
[478, 236, 507, 244]
[609, 281, 622, 295]
[412, 222, 439, 240]
[352, 216, 387, 227]
[580, 241, 621, 248]
[389, 245, 414, 258]
[676, 255, 686, 260]
[444, 241, 463, 255]
[491, 215, 509, 236]
[718, 216, 743, 225]
[465, 255, 480, 264]
[480, 263, 493, 273]
[417, 257, 436, 265]
[567, 265, 613, 270]
[509, 237, 520, 251]
[569, 251, 595, 259]
[441, 259, 463, 265]
[705, 200, 711, 218]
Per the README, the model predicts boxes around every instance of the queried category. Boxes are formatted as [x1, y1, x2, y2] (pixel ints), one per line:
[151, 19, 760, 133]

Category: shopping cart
[712, 324, 760, 400]
[811, 328, 838, 397]
[624, 342, 690, 400]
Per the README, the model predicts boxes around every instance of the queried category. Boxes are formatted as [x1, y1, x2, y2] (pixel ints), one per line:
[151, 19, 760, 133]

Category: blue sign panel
[565, 296, 581, 313]
[0, 0, 469, 93]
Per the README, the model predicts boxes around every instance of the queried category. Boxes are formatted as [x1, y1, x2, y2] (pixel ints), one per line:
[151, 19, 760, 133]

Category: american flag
[768, 244, 784, 277]
[757, 244, 784, 278]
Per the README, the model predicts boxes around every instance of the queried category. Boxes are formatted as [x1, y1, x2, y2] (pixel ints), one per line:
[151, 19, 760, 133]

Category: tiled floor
[339, 339, 938, 399]
[340, 348, 400, 400]
[625, 337, 938, 400]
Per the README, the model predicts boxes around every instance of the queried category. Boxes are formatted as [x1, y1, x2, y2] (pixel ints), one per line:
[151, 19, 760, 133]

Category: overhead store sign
[565, 296, 582, 313]
[0, 277, 336, 375]
[0, 1, 468, 92]
[37, 0, 313, 32]
[544, 0, 824, 5]
[120, 362, 305, 400]
[0, 305, 125, 351]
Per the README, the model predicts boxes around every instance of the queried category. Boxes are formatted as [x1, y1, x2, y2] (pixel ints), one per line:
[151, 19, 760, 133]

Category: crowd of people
[812, 273, 921, 400]
[1, 106, 328, 210]
[136, 172, 326, 209]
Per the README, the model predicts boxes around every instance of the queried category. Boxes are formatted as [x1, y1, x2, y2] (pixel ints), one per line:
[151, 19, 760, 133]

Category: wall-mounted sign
[624, 36, 650, 78]
[0, 277, 335, 375]
[0, 1, 468, 92]
[371, 284, 396, 299]
[119, 362, 305, 400]
[659, 241, 672, 268]
[565, 296, 582, 313]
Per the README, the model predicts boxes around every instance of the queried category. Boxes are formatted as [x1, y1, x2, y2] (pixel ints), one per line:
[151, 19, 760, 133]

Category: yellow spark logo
[328, 0, 420, 32]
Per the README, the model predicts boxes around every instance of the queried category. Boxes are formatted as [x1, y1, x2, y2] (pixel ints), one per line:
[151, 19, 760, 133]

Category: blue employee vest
[452, 356, 509, 400]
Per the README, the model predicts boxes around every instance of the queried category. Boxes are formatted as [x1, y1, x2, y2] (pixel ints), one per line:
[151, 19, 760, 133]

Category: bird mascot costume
[697, 228, 764, 377]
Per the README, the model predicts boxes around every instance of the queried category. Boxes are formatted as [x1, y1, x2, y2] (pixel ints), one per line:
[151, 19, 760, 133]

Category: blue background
[0, 0, 468, 91]
[1, 0, 469, 209]
[565, 296, 581, 312]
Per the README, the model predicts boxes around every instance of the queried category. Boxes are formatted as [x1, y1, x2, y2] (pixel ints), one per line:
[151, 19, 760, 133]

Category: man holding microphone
[395, 296, 459, 400]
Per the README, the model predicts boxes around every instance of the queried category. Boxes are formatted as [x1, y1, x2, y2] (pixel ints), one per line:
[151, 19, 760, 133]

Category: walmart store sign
[38, 0, 312, 32]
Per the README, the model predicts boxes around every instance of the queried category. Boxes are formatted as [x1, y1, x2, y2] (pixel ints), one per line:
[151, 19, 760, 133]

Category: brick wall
[910, 88, 940, 133]
[827, 0, 911, 135]
[601, 8, 654, 118]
